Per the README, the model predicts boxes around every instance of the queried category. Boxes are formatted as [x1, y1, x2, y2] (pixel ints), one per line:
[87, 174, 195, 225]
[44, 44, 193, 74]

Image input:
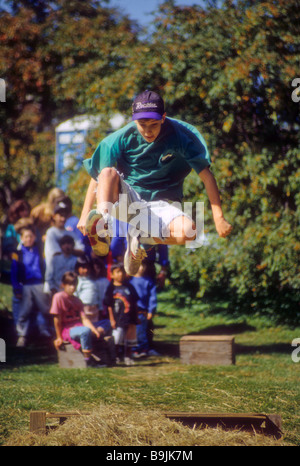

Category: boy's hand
[110, 318, 116, 329]
[77, 215, 87, 236]
[54, 337, 63, 350]
[215, 217, 233, 238]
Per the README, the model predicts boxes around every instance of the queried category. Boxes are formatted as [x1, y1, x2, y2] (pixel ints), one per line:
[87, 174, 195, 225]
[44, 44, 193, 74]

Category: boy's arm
[11, 252, 23, 297]
[44, 256, 57, 294]
[107, 306, 116, 329]
[199, 167, 232, 238]
[53, 315, 63, 349]
[81, 313, 101, 338]
[148, 282, 157, 318]
[77, 178, 97, 235]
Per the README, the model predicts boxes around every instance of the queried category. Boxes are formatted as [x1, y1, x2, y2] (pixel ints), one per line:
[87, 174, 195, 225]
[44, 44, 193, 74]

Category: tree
[136, 0, 300, 321]
[0, 0, 141, 218]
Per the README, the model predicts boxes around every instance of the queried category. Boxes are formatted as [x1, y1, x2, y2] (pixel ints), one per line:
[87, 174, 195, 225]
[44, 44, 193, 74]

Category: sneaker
[85, 358, 107, 368]
[132, 351, 147, 359]
[124, 357, 135, 366]
[85, 210, 111, 256]
[124, 235, 147, 276]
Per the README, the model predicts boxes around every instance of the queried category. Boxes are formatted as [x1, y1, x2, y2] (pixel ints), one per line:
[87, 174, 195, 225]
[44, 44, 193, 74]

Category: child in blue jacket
[11, 225, 51, 347]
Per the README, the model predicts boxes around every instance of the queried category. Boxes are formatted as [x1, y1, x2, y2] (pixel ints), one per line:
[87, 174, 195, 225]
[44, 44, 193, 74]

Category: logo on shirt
[160, 153, 175, 163]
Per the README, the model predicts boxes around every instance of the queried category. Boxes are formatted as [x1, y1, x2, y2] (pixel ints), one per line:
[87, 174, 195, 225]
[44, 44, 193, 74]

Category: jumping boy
[77, 90, 232, 275]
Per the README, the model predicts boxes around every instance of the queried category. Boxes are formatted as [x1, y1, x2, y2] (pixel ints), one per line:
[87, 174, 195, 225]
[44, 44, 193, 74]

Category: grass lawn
[0, 283, 299, 446]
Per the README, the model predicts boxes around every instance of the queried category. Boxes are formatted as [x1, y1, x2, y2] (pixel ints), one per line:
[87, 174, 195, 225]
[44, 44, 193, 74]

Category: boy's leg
[32, 284, 52, 338]
[16, 286, 33, 345]
[124, 324, 137, 365]
[85, 168, 121, 256]
[85, 169, 199, 265]
[124, 201, 197, 275]
[69, 326, 93, 360]
[133, 312, 149, 357]
[112, 327, 124, 362]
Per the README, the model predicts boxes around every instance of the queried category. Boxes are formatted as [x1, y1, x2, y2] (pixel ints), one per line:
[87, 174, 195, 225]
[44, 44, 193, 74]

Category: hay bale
[5, 405, 287, 446]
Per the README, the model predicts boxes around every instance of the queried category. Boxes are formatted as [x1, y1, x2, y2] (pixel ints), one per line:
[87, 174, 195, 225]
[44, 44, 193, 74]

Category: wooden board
[29, 410, 282, 438]
[165, 412, 282, 438]
[180, 335, 235, 366]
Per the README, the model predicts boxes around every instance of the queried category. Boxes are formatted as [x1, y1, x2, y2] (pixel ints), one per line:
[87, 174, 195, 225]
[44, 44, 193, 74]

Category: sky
[0, 0, 204, 24]
[110, 0, 204, 27]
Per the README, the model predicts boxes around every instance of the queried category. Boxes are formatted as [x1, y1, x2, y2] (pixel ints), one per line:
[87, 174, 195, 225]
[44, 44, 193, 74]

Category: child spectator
[11, 225, 52, 347]
[75, 256, 111, 338]
[1, 200, 32, 285]
[50, 271, 106, 367]
[44, 235, 77, 295]
[130, 260, 158, 358]
[92, 257, 110, 319]
[104, 262, 139, 366]
[2, 199, 31, 257]
[44, 200, 84, 270]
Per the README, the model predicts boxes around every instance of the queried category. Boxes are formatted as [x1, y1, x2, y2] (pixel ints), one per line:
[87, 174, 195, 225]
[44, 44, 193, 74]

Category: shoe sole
[124, 235, 147, 276]
[85, 210, 110, 256]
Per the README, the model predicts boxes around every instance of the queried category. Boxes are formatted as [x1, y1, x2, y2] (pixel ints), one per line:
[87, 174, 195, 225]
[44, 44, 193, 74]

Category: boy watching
[44, 234, 77, 295]
[44, 200, 84, 271]
[50, 271, 106, 368]
[11, 225, 51, 347]
[104, 263, 139, 366]
[130, 260, 158, 358]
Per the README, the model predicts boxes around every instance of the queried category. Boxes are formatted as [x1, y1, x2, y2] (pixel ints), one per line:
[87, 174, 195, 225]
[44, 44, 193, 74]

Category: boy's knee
[169, 216, 196, 244]
[99, 167, 120, 183]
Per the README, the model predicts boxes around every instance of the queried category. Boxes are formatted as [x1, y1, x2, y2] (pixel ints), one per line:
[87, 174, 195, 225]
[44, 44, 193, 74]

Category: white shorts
[115, 170, 192, 239]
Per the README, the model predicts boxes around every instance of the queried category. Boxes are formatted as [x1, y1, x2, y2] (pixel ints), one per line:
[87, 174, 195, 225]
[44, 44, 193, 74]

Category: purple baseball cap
[132, 90, 165, 120]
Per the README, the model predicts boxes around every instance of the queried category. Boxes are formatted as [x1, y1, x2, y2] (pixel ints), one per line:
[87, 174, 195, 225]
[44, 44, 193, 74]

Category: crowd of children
[1, 189, 168, 367]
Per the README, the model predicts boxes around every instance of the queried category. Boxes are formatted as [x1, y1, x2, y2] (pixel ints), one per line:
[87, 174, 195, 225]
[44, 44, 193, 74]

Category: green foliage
[143, 0, 300, 321]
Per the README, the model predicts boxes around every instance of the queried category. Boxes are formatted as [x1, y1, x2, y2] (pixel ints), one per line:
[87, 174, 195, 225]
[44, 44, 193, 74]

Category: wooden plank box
[57, 336, 115, 368]
[180, 335, 235, 366]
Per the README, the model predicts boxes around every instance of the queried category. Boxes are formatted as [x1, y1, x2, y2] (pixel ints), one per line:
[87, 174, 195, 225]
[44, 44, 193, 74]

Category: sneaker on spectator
[124, 357, 135, 366]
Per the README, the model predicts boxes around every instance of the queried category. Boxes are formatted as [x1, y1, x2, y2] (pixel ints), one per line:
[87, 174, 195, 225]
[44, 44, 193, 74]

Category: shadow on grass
[0, 314, 58, 368]
[235, 342, 292, 355]
[1, 317, 293, 369]
[153, 322, 293, 359]
[2, 343, 58, 369]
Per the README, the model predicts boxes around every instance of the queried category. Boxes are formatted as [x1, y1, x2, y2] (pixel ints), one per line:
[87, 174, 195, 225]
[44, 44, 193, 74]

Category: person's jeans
[16, 284, 51, 338]
[135, 312, 149, 353]
[69, 326, 93, 351]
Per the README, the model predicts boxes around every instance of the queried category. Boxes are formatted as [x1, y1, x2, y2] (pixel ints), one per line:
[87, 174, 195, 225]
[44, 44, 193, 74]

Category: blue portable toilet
[55, 113, 126, 190]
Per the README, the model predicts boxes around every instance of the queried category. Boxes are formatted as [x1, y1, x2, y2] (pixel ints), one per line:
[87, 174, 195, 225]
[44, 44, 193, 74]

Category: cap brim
[132, 112, 163, 121]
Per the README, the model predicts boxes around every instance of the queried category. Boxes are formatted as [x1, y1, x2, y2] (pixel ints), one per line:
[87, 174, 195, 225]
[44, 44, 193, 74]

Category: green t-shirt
[83, 117, 211, 202]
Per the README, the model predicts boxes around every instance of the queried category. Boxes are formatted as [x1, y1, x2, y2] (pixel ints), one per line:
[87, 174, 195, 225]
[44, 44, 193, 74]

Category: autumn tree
[0, 0, 141, 218]
[135, 0, 300, 321]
